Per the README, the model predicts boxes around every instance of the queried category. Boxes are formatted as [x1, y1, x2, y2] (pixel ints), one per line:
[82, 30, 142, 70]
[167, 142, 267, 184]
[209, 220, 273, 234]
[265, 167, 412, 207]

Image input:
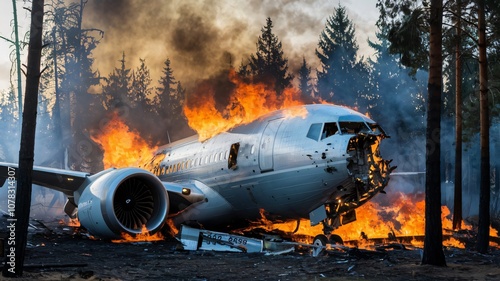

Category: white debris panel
[179, 225, 264, 253]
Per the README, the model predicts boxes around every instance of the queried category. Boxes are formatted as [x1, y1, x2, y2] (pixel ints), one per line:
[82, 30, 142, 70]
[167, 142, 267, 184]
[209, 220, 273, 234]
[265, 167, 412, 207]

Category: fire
[165, 218, 179, 236]
[333, 192, 476, 248]
[67, 218, 81, 227]
[111, 225, 164, 243]
[184, 69, 305, 140]
[252, 191, 500, 249]
[91, 114, 157, 169]
[333, 195, 498, 249]
[59, 217, 81, 227]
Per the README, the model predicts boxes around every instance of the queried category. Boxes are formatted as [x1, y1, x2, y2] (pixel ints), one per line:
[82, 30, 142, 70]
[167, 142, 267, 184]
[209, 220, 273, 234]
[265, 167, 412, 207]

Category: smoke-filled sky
[0, 0, 380, 92]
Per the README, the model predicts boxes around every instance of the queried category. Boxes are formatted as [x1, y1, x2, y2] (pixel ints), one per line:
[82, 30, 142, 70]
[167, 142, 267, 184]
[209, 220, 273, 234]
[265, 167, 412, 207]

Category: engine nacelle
[77, 168, 169, 239]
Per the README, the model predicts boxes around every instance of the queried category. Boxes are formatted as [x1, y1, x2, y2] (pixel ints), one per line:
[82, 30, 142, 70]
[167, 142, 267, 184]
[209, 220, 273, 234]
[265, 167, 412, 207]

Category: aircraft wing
[0, 161, 226, 239]
[0, 162, 90, 196]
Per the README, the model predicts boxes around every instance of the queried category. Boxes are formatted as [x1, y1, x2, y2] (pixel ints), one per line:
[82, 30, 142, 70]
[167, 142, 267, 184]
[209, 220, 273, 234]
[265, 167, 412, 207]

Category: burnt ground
[1, 219, 500, 281]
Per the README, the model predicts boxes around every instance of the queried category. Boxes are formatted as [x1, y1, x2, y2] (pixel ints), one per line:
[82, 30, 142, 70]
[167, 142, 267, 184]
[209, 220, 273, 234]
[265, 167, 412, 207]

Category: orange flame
[91, 114, 158, 169]
[67, 218, 81, 227]
[184, 69, 305, 140]
[252, 191, 500, 249]
[111, 225, 164, 243]
[59, 218, 81, 227]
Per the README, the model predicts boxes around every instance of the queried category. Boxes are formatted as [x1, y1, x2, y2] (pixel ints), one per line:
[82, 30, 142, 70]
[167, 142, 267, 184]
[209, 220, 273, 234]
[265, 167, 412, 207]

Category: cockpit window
[306, 123, 322, 141]
[321, 122, 338, 140]
[369, 123, 385, 135]
[307, 122, 339, 141]
[339, 122, 371, 134]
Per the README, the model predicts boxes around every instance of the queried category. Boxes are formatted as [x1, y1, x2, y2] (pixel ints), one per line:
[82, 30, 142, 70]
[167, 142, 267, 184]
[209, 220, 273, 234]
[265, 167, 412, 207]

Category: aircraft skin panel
[223, 161, 349, 220]
[258, 118, 283, 172]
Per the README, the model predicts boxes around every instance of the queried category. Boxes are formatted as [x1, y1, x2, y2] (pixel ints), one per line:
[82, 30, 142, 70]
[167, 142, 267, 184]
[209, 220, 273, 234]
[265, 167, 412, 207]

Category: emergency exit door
[259, 118, 283, 172]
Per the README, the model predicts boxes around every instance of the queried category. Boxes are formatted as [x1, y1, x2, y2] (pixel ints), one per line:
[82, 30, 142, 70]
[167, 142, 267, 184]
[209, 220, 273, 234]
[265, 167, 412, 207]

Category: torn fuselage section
[311, 128, 394, 235]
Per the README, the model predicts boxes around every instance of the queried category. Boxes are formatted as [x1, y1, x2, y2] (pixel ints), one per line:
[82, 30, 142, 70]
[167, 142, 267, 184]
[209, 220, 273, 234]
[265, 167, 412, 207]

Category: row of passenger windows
[153, 150, 230, 176]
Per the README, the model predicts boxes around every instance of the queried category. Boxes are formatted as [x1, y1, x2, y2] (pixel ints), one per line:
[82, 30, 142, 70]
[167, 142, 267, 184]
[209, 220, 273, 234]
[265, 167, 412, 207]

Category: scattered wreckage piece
[178, 225, 348, 257]
[178, 225, 264, 253]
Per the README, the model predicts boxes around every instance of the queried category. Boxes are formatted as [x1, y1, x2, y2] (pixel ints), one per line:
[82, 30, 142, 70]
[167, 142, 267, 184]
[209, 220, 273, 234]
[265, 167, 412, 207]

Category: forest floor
[1, 218, 500, 281]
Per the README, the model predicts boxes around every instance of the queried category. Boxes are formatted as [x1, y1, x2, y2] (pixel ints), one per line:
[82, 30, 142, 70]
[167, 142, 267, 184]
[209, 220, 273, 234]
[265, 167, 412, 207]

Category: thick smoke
[0, 108, 68, 221]
[83, 0, 253, 90]
[82, 0, 377, 90]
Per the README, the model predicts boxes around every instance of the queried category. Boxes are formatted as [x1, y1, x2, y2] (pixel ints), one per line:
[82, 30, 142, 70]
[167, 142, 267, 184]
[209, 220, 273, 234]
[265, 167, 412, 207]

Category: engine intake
[77, 168, 169, 239]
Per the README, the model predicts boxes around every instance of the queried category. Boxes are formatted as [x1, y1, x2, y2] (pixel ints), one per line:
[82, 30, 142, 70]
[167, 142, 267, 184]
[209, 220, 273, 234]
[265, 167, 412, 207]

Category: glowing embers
[91, 114, 158, 169]
[183, 68, 305, 141]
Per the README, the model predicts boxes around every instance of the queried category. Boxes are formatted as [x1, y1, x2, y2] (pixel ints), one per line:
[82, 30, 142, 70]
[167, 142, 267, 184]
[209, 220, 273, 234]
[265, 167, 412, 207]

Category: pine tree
[476, 0, 490, 254]
[2, 0, 44, 276]
[315, 4, 367, 106]
[130, 58, 153, 111]
[156, 58, 177, 114]
[421, 0, 446, 266]
[246, 17, 292, 96]
[155, 59, 190, 142]
[298, 57, 314, 100]
[103, 52, 132, 114]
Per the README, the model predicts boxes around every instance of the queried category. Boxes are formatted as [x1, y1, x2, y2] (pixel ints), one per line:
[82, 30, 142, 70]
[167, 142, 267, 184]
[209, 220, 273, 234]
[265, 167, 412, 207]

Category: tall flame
[91, 114, 158, 169]
[184, 69, 305, 140]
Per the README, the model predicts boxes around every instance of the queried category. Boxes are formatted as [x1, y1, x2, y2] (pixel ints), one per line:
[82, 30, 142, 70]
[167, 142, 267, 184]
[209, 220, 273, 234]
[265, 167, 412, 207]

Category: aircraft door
[259, 118, 283, 172]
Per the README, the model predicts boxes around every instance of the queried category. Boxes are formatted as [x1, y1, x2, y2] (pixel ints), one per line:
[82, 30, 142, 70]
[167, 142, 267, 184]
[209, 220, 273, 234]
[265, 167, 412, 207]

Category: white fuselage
[147, 104, 387, 228]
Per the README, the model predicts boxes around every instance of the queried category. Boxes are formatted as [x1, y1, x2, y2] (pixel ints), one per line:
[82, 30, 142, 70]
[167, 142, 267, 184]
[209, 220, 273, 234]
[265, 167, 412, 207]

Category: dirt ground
[2, 219, 500, 281]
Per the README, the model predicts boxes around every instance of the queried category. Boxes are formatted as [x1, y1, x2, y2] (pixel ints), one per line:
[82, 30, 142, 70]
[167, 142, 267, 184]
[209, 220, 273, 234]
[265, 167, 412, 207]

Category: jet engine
[76, 168, 169, 239]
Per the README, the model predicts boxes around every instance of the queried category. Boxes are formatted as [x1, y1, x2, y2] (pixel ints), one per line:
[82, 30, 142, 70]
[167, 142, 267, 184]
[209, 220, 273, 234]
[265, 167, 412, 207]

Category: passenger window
[321, 122, 339, 140]
[306, 123, 322, 141]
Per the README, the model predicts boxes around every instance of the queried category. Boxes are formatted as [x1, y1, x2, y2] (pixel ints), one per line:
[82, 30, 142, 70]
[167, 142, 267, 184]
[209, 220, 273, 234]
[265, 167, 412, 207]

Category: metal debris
[179, 225, 263, 253]
[178, 225, 332, 256]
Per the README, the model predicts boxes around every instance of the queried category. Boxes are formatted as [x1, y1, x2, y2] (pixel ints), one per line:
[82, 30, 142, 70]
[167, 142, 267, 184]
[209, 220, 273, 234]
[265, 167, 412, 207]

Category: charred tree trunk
[453, 0, 463, 230]
[2, 0, 45, 277]
[52, 27, 64, 168]
[422, 0, 446, 266]
[476, 0, 490, 254]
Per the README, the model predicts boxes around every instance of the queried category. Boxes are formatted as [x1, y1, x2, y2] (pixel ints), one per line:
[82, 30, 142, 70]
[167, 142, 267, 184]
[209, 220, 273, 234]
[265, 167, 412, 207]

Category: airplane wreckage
[0, 104, 395, 254]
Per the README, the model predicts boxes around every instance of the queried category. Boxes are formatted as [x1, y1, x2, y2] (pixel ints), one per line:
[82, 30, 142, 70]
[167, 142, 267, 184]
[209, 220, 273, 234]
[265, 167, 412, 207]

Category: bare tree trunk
[52, 27, 65, 168]
[422, 0, 446, 266]
[476, 0, 490, 254]
[2, 0, 45, 277]
[453, 0, 463, 230]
